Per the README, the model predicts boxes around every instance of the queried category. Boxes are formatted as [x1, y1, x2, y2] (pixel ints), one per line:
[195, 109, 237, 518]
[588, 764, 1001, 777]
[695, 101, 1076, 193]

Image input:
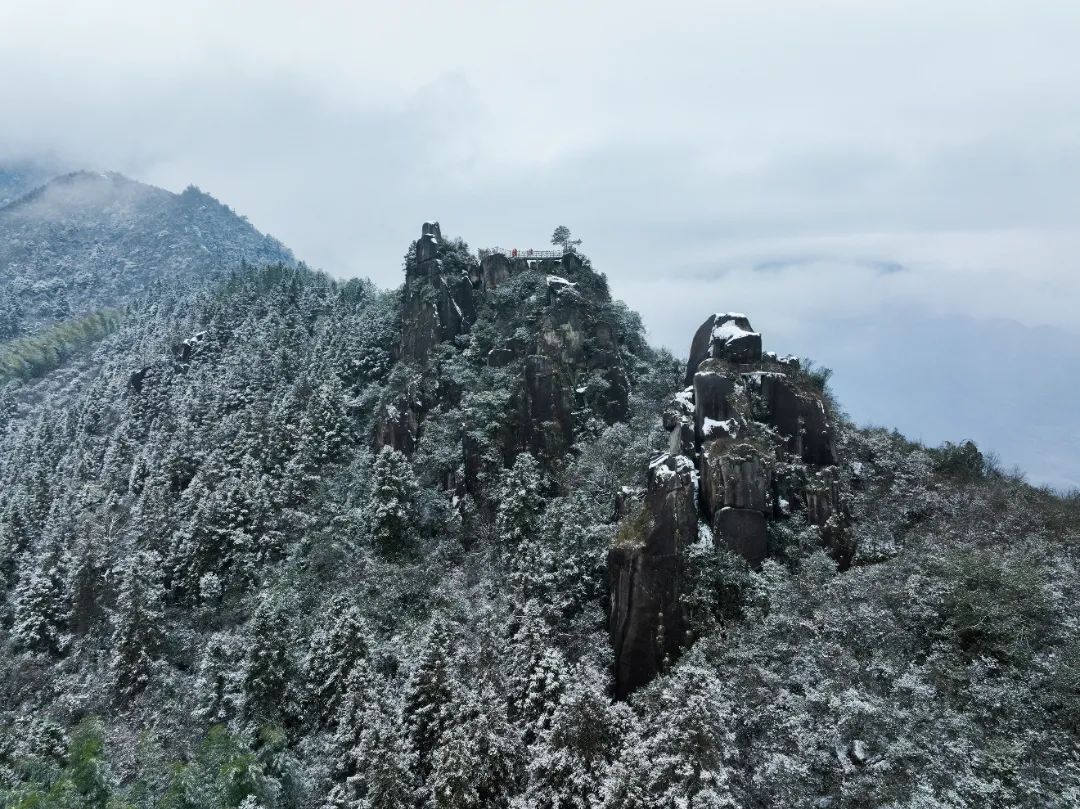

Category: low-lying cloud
[2, 1, 1078, 486]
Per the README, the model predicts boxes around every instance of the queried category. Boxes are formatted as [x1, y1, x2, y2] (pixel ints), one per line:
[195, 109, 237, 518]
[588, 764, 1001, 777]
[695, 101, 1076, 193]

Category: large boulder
[714, 507, 767, 568]
[693, 362, 748, 445]
[480, 252, 512, 292]
[700, 441, 771, 519]
[685, 313, 762, 383]
[609, 453, 697, 698]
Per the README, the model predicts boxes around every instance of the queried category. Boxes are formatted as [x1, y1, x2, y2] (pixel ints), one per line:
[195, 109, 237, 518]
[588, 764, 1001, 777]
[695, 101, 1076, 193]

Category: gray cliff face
[608, 453, 697, 698]
[382, 225, 631, 505]
[399, 221, 476, 362]
[610, 312, 850, 697]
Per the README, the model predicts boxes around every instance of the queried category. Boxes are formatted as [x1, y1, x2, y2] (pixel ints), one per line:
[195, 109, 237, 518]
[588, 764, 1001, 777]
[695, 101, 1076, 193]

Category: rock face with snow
[684, 312, 762, 384]
[383, 224, 632, 508]
[399, 221, 477, 362]
[609, 312, 849, 697]
[608, 453, 698, 698]
[374, 391, 422, 457]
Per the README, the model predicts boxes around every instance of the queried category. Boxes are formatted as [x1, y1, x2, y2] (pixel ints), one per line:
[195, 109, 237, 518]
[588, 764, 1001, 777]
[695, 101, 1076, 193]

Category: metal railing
[488, 247, 574, 259]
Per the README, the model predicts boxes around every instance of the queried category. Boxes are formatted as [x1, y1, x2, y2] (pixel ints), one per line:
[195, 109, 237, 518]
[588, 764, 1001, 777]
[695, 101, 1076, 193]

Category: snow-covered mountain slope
[0, 171, 293, 337]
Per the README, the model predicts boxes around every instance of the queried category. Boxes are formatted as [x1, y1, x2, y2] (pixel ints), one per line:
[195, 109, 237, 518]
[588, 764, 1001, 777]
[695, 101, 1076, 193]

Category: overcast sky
[2, 1, 1079, 488]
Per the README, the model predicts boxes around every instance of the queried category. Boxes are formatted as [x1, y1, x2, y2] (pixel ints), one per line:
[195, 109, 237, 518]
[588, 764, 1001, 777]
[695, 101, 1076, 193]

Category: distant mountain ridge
[0, 162, 56, 208]
[0, 171, 293, 337]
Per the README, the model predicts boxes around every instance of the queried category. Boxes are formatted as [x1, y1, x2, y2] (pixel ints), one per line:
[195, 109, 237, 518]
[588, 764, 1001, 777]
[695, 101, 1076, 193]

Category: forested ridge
[0, 199, 1078, 808]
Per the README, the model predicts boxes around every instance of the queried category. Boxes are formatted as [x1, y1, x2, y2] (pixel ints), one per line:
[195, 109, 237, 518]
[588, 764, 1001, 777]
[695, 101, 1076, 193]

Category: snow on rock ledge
[684, 312, 763, 383]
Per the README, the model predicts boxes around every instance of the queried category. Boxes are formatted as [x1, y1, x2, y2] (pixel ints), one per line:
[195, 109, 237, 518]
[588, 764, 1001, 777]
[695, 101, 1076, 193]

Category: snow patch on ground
[673, 386, 695, 411]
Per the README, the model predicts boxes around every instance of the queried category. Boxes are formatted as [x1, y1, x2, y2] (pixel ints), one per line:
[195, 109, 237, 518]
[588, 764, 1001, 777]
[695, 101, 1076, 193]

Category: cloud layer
[2, 1, 1078, 486]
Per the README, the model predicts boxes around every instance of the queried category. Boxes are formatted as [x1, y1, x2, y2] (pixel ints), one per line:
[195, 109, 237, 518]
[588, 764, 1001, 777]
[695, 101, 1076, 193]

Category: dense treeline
[1, 249, 1078, 808]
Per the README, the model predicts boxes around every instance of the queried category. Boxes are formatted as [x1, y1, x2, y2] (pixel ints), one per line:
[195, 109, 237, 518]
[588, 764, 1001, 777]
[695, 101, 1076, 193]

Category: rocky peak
[609, 312, 850, 697]
[399, 221, 476, 363]
[383, 223, 632, 503]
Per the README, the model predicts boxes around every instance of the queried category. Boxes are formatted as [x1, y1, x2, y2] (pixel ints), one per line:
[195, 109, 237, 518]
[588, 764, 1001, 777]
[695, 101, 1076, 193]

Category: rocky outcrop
[610, 312, 850, 698]
[608, 453, 697, 699]
[399, 222, 477, 363]
[518, 354, 574, 458]
[509, 269, 630, 459]
[385, 223, 633, 495]
[479, 253, 512, 292]
[374, 393, 421, 457]
[745, 371, 836, 465]
[685, 312, 762, 384]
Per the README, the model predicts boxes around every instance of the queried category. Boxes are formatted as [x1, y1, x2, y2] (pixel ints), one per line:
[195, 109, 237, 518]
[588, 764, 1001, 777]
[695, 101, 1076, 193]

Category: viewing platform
[489, 247, 576, 259]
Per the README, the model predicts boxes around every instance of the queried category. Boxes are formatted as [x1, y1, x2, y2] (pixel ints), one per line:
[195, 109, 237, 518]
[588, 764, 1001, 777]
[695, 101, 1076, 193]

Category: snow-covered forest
[0, 176, 1078, 808]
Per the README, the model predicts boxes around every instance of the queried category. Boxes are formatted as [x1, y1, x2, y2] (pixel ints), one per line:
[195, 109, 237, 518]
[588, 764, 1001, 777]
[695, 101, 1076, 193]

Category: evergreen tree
[368, 446, 420, 559]
[506, 605, 570, 745]
[66, 524, 110, 637]
[523, 666, 630, 809]
[550, 226, 582, 253]
[0, 501, 32, 593]
[12, 553, 67, 656]
[242, 595, 297, 724]
[404, 619, 457, 776]
[605, 665, 741, 808]
[324, 668, 418, 809]
[110, 549, 165, 698]
[495, 452, 545, 548]
[428, 684, 520, 809]
[194, 631, 247, 724]
[304, 595, 370, 722]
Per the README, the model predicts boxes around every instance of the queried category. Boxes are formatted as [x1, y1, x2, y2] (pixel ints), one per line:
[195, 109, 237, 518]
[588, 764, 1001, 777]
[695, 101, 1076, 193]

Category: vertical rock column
[608, 453, 697, 699]
[399, 222, 444, 362]
[399, 221, 477, 363]
[609, 310, 849, 698]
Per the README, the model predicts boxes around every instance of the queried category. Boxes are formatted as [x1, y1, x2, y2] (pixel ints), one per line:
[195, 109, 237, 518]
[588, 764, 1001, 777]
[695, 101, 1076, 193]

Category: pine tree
[66, 524, 109, 637]
[605, 665, 741, 808]
[0, 502, 32, 592]
[506, 605, 569, 745]
[306, 376, 351, 465]
[550, 226, 582, 253]
[428, 683, 520, 809]
[12, 554, 68, 656]
[242, 594, 297, 724]
[523, 666, 630, 809]
[110, 549, 165, 698]
[304, 595, 370, 722]
[194, 631, 247, 723]
[324, 687, 418, 809]
[495, 452, 545, 549]
[368, 446, 420, 559]
[404, 619, 457, 776]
